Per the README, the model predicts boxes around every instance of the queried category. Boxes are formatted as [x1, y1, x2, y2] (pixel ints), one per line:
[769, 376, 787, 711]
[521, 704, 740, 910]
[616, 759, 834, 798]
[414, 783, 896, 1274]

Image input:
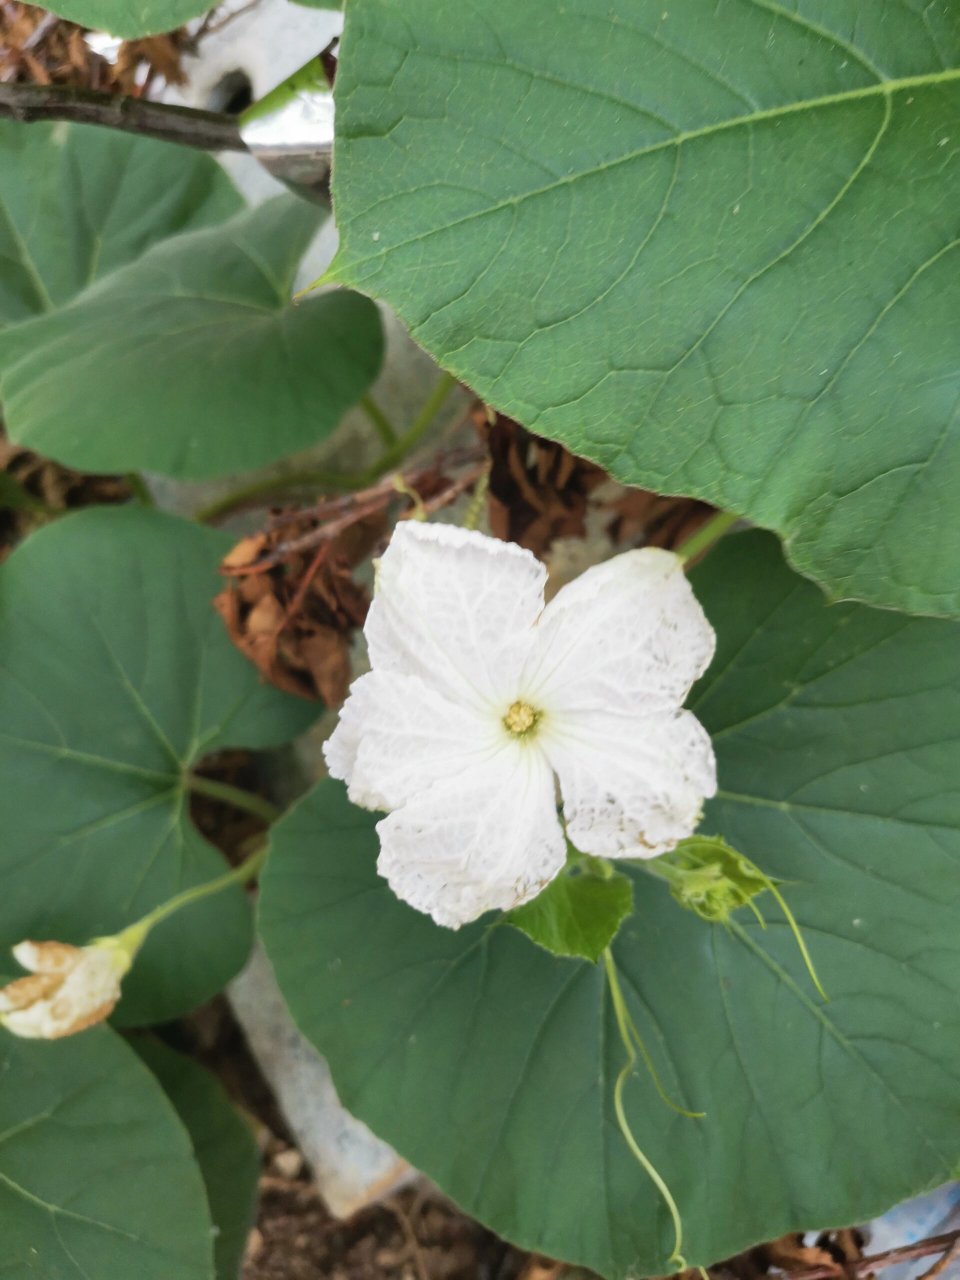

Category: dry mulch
[244, 1172, 541, 1280]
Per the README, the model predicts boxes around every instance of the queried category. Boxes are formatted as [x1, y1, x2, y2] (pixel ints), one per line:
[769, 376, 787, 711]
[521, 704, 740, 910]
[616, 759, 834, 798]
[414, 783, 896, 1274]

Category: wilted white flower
[0, 938, 133, 1039]
[325, 522, 716, 928]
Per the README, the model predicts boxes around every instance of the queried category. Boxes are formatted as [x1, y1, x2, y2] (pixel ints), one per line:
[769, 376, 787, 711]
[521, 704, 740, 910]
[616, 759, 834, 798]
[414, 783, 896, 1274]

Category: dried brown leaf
[1, 2, 185, 91]
[0, 432, 133, 564]
[475, 406, 714, 557]
[216, 514, 379, 705]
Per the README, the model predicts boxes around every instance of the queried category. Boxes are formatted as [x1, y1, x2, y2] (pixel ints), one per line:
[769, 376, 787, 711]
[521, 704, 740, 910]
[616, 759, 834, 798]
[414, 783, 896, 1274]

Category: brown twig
[267, 445, 487, 531]
[189, 0, 261, 42]
[224, 446, 488, 576]
[227, 496, 390, 576]
[917, 1234, 960, 1280]
[273, 542, 329, 637]
[0, 81, 245, 151]
[783, 1230, 960, 1280]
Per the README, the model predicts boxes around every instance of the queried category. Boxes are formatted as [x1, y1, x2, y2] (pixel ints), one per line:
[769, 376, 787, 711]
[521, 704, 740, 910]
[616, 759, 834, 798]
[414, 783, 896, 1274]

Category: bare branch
[0, 82, 246, 153]
[223, 446, 489, 576]
[780, 1230, 960, 1280]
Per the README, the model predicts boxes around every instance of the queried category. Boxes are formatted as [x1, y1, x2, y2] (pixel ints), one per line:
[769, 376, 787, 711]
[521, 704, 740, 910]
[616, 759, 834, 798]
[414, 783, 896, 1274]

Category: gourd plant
[0, 3, 958, 1279]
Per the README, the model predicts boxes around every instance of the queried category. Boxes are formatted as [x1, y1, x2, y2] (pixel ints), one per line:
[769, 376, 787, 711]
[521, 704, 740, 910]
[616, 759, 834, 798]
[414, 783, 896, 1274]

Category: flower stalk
[0, 843, 268, 1040]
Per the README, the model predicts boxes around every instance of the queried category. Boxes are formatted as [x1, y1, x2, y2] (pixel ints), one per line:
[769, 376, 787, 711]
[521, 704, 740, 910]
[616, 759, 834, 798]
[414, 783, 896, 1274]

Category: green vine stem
[461, 466, 490, 530]
[185, 773, 282, 826]
[373, 370, 460, 470]
[194, 464, 370, 521]
[603, 948, 689, 1270]
[114, 843, 269, 957]
[196, 371, 460, 524]
[741, 863, 827, 1001]
[675, 509, 740, 563]
[359, 393, 398, 446]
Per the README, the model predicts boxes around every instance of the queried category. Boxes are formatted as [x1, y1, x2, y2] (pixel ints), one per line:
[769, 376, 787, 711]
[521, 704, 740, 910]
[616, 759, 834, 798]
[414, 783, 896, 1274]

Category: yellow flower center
[503, 699, 541, 738]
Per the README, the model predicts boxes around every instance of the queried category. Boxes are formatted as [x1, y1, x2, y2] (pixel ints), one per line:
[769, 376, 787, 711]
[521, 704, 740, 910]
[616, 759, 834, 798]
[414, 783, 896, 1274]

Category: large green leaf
[133, 1039, 260, 1280]
[0, 505, 317, 1026]
[0, 1028, 215, 1279]
[0, 197, 384, 479]
[0, 121, 240, 328]
[33, 0, 338, 35]
[29, 0, 211, 38]
[328, 0, 960, 618]
[259, 532, 960, 1278]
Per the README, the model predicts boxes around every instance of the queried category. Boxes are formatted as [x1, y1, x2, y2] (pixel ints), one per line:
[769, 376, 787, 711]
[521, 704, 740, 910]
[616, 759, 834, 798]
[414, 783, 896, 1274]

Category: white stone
[229, 944, 416, 1217]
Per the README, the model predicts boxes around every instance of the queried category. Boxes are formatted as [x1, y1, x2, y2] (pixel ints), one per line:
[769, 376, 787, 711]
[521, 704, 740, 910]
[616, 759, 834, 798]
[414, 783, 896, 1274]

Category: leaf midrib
[0, 200, 54, 315]
[725, 920, 955, 1170]
[335, 65, 960, 270]
[716, 788, 959, 835]
[0, 1166, 140, 1241]
[0, 732, 175, 784]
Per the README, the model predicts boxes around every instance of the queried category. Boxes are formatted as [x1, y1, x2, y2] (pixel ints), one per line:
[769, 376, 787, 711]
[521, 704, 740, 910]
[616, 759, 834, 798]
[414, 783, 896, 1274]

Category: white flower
[0, 938, 132, 1039]
[324, 522, 717, 929]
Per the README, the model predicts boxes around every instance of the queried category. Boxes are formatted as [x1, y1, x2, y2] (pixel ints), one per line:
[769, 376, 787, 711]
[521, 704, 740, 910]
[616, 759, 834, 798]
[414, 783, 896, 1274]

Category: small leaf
[133, 1038, 260, 1280]
[329, 0, 960, 617]
[507, 861, 633, 963]
[0, 121, 240, 328]
[0, 1028, 215, 1278]
[0, 198, 384, 479]
[0, 505, 317, 1025]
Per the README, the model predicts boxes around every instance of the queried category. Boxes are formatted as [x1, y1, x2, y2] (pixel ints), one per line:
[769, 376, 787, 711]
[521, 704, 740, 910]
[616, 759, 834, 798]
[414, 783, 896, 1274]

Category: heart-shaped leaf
[133, 1038, 260, 1280]
[328, 0, 960, 618]
[0, 121, 240, 328]
[0, 197, 384, 479]
[0, 505, 317, 1026]
[259, 531, 960, 1278]
[0, 1028, 215, 1278]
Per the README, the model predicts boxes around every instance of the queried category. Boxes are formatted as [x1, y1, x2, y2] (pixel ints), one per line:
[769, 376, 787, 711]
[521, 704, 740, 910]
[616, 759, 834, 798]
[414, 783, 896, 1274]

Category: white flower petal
[11, 939, 78, 974]
[324, 670, 504, 812]
[366, 522, 547, 710]
[376, 744, 566, 928]
[543, 708, 717, 859]
[524, 547, 715, 715]
[0, 944, 126, 1039]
